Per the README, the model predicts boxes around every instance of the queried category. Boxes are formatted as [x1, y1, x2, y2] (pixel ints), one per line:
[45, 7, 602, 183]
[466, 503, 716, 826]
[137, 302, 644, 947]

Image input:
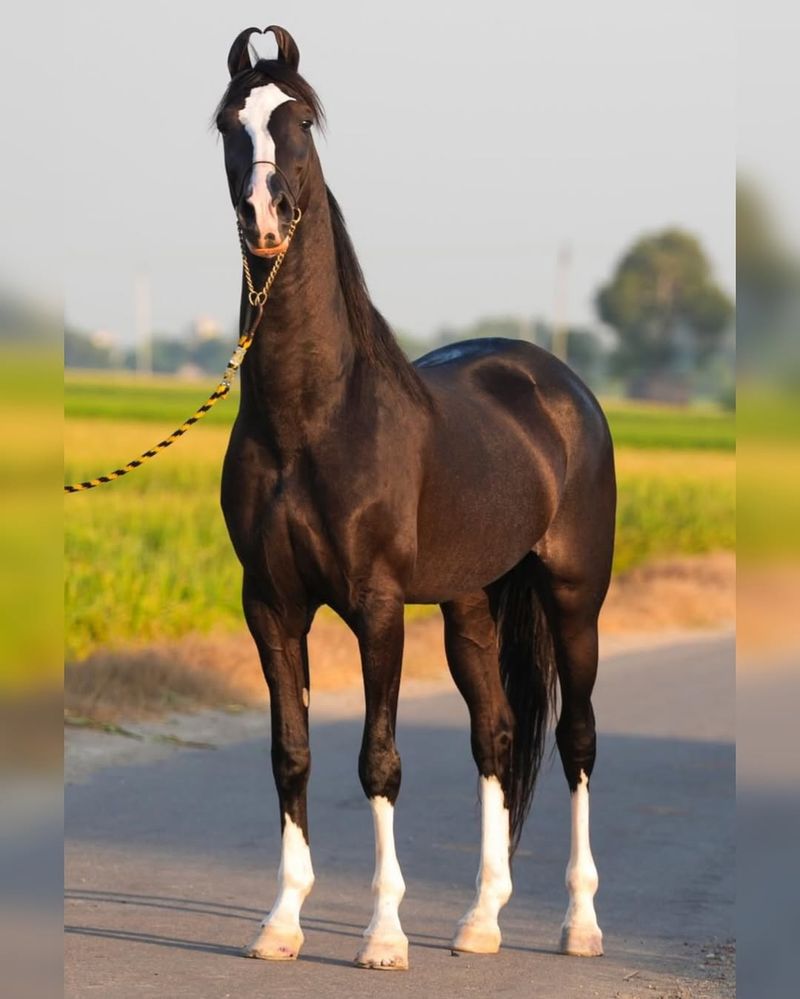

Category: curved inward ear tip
[263, 24, 300, 71]
[227, 26, 261, 78]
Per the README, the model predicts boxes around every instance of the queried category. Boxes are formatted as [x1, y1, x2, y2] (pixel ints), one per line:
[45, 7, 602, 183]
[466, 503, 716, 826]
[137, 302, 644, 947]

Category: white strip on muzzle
[238, 84, 296, 241]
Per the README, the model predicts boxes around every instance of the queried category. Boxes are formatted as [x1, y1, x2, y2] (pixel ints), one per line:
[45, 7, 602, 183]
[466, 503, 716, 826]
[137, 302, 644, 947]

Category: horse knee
[359, 737, 401, 802]
[272, 742, 311, 797]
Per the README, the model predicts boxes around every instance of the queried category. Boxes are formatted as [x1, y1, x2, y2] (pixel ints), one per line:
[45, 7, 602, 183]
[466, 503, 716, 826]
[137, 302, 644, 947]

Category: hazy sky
[60, 1, 735, 345]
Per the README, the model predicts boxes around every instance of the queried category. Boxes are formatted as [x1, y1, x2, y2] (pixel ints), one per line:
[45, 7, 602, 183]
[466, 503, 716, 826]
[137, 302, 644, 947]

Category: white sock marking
[562, 770, 601, 936]
[459, 775, 512, 931]
[262, 813, 314, 931]
[237, 84, 295, 239]
[364, 796, 407, 943]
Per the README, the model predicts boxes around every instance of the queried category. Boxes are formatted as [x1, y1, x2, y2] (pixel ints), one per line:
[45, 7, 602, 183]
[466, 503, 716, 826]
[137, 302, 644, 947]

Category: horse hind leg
[441, 592, 514, 954]
[541, 566, 607, 957]
[534, 449, 613, 957]
[353, 591, 409, 971]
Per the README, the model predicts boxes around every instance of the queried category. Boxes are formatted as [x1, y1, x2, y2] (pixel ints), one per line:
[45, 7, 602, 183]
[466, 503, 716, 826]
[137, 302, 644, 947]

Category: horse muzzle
[238, 219, 291, 258]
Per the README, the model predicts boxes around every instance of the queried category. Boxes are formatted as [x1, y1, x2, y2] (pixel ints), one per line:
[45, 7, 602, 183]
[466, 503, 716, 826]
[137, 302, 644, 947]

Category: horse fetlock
[283, 869, 315, 896]
[480, 867, 512, 906]
[371, 873, 405, 904]
[565, 863, 598, 897]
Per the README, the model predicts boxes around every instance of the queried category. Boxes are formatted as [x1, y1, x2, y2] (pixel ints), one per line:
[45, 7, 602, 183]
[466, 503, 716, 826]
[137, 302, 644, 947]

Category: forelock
[213, 60, 325, 130]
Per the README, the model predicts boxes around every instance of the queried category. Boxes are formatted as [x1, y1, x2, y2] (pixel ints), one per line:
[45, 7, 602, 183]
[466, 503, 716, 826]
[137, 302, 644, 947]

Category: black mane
[215, 62, 431, 408]
[325, 188, 432, 408]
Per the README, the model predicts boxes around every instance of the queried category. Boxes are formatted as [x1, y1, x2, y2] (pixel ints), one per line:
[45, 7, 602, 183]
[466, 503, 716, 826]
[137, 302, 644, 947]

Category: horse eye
[300, 119, 313, 132]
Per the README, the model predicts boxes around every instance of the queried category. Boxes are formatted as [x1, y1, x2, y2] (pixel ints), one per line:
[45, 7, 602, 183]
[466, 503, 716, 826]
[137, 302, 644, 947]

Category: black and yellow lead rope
[64, 210, 301, 494]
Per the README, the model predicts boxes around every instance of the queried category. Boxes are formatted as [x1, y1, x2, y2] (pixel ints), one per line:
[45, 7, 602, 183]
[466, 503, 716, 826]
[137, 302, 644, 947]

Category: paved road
[65, 633, 735, 998]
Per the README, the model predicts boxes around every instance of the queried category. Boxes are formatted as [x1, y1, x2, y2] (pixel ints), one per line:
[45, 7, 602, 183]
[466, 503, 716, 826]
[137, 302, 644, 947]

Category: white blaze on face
[238, 83, 295, 242]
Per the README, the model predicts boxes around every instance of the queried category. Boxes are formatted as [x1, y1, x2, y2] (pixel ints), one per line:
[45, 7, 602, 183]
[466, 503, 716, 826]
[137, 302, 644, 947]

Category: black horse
[217, 26, 615, 971]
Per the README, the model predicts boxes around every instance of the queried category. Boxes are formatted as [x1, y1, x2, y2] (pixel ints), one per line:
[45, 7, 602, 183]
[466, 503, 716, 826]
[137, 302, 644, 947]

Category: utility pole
[552, 243, 571, 362]
[135, 272, 152, 375]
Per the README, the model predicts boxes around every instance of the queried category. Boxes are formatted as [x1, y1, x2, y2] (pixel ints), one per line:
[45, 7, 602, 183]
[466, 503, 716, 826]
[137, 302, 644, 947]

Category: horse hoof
[559, 923, 603, 957]
[451, 922, 502, 954]
[244, 924, 304, 961]
[354, 935, 409, 970]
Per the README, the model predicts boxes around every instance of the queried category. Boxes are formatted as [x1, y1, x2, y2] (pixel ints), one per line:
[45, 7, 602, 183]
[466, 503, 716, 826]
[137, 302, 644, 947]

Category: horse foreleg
[242, 587, 314, 961]
[353, 594, 409, 971]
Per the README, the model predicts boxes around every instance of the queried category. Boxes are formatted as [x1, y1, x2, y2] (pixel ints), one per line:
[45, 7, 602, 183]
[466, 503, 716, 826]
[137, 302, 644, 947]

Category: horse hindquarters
[534, 449, 615, 957]
[444, 534, 610, 957]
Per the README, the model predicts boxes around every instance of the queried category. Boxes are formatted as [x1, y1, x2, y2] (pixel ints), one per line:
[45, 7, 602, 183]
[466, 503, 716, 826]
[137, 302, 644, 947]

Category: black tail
[495, 554, 558, 854]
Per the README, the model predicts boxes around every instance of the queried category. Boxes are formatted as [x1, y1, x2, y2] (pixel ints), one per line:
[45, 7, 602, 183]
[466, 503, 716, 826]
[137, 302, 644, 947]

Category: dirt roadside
[65, 624, 734, 786]
[65, 553, 734, 724]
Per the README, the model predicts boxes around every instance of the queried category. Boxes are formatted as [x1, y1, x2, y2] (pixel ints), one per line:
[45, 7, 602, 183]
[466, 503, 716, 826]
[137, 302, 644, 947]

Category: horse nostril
[265, 233, 277, 245]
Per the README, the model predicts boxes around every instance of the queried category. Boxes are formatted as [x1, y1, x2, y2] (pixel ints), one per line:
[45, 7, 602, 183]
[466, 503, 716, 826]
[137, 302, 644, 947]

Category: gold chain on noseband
[239, 207, 301, 306]
[64, 208, 302, 494]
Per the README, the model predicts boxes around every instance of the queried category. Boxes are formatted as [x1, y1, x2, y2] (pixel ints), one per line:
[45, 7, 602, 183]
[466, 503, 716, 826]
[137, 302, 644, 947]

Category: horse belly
[408, 451, 556, 603]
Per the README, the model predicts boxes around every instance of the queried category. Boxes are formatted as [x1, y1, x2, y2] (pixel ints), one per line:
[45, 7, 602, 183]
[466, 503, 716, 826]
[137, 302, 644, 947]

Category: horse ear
[263, 25, 300, 71]
[227, 27, 260, 78]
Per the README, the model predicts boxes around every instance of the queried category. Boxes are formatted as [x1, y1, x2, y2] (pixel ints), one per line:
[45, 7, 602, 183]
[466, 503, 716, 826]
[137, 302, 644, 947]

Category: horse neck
[237, 172, 354, 454]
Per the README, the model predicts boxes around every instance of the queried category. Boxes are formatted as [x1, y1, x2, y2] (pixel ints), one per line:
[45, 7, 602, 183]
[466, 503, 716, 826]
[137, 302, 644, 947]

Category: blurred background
[4, 0, 799, 995]
[738, 4, 800, 999]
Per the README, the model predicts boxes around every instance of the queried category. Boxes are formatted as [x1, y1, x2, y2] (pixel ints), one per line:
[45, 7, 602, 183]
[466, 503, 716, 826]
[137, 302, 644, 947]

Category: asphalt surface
[65, 632, 735, 998]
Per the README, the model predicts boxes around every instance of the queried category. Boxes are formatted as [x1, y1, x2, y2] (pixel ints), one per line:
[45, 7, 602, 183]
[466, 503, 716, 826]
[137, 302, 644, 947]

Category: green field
[64, 371, 736, 451]
[64, 373, 735, 660]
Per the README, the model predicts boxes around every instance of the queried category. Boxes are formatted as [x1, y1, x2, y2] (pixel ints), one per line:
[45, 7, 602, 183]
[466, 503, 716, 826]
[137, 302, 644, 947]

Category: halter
[234, 159, 300, 213]
[234, 158, 302, 306]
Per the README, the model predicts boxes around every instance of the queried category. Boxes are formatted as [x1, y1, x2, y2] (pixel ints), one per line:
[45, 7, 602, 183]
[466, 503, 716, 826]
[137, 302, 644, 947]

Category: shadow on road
[65, 637, 735, 996]
[66, 720, 734, 967]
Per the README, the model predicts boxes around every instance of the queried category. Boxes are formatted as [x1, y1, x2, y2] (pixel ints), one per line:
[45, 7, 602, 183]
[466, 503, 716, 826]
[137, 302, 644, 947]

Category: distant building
[176, 362, 207, 381]
[192, 316, 223, 341]
[89, 329, 117, 350]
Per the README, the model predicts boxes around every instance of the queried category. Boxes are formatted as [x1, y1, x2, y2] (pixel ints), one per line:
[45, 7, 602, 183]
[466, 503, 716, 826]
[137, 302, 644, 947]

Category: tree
[596, 229, 733, 398]
[65, 328, 114, 369]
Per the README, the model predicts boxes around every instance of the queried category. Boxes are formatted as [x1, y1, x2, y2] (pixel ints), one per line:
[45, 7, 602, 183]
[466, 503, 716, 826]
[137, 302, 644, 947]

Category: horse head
[216, 26, 322, 257]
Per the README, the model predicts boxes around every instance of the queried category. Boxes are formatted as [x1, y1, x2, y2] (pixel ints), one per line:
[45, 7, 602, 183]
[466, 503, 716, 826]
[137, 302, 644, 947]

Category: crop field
[64, 370, 736, 450]
[64, 373, 735, 661]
